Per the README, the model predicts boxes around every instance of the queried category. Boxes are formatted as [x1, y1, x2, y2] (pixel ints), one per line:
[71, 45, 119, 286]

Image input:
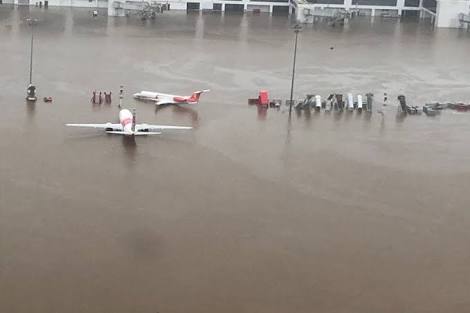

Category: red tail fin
[188, 91, 203, 103]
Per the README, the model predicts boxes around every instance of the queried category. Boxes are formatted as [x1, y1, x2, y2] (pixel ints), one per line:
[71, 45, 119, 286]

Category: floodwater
[1, 6, 470, 313]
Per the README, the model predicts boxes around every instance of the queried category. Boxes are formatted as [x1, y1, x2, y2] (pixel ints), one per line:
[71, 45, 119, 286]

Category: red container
[258, 90, 269, 106]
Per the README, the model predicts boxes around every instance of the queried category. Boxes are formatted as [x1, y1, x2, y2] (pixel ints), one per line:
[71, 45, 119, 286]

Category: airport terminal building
[293, 0, 470, 28]
[2, 0, 469, 28]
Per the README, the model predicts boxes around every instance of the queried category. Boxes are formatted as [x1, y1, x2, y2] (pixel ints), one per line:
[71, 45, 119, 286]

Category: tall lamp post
[26, 17, 38, 102]
[289, 24, 302, 116]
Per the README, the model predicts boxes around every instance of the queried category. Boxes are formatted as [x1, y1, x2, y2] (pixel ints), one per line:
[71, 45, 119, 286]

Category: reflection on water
[333, 110, 344, 122]
[122, 135, 137, 166]
[379, 112, 386, 135]
[66, 132, 110, 142]
[26, 100, 36, 120]
[362, 111, 373, 132]
[155, 104, 171, 114]
[303, 107, 311, 121]
[257, 105, 267, 120]
[344, 110, 354, 122]
[172, 105, 199, 128]
[155, 104, 200, 128]
[282, 113, 293, 161]
[395, 110, 407, 123]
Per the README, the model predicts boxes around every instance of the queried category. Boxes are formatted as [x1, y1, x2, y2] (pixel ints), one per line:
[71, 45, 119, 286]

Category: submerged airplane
[133, 89, 210, 106]
[66, 109, 191, 136]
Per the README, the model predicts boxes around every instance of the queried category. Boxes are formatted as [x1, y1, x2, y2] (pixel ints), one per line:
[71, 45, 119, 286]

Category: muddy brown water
[1, 6, 470, 313]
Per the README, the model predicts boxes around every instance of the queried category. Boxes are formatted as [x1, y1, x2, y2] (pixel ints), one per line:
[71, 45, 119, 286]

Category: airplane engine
[139, 123, 149, 132]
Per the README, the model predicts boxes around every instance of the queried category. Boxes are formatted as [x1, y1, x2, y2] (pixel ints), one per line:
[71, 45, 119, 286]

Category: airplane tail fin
[188, 89, 210, 103]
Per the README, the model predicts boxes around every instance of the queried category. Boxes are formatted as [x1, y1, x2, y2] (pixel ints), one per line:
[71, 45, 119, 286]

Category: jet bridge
[108, 0, 169, 18]
[297, 7, 358, 25]
[459, 13, 470, 30]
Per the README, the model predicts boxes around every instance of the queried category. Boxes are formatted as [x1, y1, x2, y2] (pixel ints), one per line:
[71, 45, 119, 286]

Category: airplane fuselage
[119, 109, 134, 135]
[133, 91, 195, 105]
[133, 90, 209, 106]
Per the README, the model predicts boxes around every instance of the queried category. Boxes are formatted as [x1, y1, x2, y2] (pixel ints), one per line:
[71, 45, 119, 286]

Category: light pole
[26, 17, 38, 102]
[289, 24, 302, 116]
[119, 85, 124, 108]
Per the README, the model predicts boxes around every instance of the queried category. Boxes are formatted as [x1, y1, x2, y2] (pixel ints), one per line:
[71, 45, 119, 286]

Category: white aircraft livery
[133, 89, 210, 106]
[66, 109, 192, 136]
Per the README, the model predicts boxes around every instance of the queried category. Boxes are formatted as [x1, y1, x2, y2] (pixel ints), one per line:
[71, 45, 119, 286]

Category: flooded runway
[1, 6, 470, 313]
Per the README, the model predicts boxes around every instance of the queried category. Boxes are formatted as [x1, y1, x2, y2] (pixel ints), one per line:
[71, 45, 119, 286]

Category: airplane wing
[66, 123, 122, 130]
[136, 123, 192, 131]
[134, 132, 162, 136]
[105, 131, 162, 135]
[106, 131, 127, 135]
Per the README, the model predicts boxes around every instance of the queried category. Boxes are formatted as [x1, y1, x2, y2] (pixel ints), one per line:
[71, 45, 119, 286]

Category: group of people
[91, 91, 112, 105]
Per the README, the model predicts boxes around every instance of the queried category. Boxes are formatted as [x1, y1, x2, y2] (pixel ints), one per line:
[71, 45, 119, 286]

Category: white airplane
[133, 89, 210, 106]
[66, 109, 191, 136]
